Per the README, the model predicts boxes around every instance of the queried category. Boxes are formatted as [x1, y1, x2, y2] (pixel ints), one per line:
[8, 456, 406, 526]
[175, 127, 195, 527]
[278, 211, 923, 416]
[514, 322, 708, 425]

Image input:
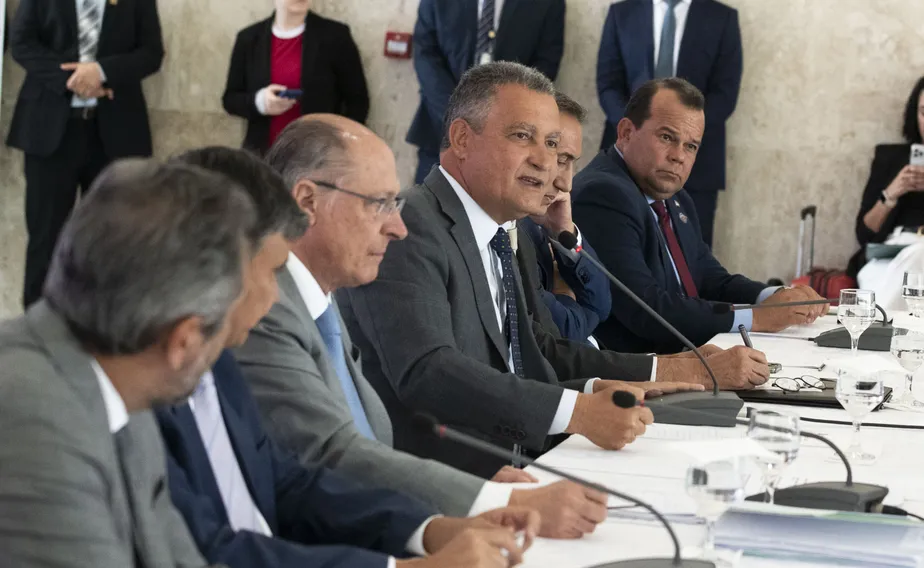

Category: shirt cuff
[583, 378, 599, 394]
[731, 309, 754, 333]
[255, 88, 268, 115]
[757, 286, 782, 304]
[549, 388, 579, 435]
[406, 515, 441, 557]
[649, 357, 658, 382]
[388, 558, 396, 568]
[467, 482, 516, 516]
[96, 63, 107, 83]
[574, 225, 584, 248]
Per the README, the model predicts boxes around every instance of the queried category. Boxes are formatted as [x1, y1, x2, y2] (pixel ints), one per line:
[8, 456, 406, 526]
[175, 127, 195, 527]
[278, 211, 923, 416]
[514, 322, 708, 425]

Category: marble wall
[1, 0, 922, 317]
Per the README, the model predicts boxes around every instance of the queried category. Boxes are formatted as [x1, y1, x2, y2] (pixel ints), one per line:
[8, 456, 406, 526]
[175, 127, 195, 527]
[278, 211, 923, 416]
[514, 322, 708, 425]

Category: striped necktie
[655, 0, 681, 78]
[77, 0, 102, 63]
[475, 0, 497, 65]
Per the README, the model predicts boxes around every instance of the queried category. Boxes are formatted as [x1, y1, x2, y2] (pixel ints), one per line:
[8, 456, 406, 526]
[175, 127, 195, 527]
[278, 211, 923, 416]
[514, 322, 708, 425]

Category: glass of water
[890, 327, 924, 407]
[837, 289, 876, 357]
[747, 410, 800, 504]
[835, 371, 885, 464]
[903, 272, 924, 317]
[685, 458, 747, 562]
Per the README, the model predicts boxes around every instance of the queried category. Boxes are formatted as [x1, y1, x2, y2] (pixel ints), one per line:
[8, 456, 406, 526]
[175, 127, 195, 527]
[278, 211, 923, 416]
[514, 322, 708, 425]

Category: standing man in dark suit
[596, 0, 741, 246]
[157, 146, 540, 568]
[517, 93, 612, 345]
[222, 0, 369, 155]
[0, 160, 254, 567]
[339, 62, 724, 479]
[408, 0, 565, 184]
[7, 0, 164, 308]
[572, 78, 826, 357]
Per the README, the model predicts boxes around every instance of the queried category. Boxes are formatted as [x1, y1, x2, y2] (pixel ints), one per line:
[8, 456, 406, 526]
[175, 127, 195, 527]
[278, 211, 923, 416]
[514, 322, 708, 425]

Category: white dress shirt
[72, 0, 108, 108]
[478, 0, 504, 27]
[440, 167, 601, 433]
[90, 359, 129, 434]
[652, 0, 692, 76]
[285, 251, 519, 516]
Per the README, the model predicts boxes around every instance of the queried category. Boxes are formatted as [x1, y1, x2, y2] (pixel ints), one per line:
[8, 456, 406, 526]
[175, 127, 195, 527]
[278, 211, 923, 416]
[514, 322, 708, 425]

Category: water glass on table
[902, 272, 924, 317]
[747, 410, 800, 504]
[890, 326, 924, 407]
[835, 371, 886, 465]
[837, 289, 876, 356]
[685, 457, 747, 565]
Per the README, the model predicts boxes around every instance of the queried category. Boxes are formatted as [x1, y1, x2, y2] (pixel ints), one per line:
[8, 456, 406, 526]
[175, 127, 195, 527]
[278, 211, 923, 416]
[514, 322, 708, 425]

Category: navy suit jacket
[518, 218, 612, 343]
[572, 148, 765, 354]
[407, 0, 565, 155]
[155, 350, 434, 568]
[596, 0, 742, 193]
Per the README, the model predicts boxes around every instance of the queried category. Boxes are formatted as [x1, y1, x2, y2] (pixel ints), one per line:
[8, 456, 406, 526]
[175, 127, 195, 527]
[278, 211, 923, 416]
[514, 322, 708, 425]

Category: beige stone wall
[1, 0, 923, 317]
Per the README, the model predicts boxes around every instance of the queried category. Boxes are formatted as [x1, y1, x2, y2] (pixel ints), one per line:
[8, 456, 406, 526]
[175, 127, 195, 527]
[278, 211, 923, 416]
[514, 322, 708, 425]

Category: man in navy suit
[516, 93, 611, 345]
[155, 147, 539, 568]
[572, 79, 826, 373]
[596, 0, 741, 246]
[408, 0, 565, 184]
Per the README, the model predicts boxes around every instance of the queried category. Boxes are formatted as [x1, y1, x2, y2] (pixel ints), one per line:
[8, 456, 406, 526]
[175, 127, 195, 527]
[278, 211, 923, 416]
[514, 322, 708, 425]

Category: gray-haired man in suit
[234, 113, 611, 540]
[0, 160, 253, 567]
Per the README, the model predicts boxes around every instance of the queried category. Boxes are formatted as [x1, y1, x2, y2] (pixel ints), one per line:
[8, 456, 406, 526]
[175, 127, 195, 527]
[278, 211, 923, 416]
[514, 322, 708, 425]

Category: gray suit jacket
[0, 302, 212, 568]
[233, 266, 487, 517]
[338, 168, 654, 478]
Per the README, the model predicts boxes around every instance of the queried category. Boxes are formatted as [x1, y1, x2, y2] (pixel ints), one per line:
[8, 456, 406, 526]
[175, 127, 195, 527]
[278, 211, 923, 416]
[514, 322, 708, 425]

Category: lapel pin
[679, 212, 689, 224]
[674, 199, 680, 207]
[109, 0, 117, 5]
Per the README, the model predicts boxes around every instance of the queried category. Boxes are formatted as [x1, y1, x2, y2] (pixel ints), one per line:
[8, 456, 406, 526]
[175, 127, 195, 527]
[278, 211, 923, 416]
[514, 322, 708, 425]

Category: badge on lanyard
[479, 51, 493, 65]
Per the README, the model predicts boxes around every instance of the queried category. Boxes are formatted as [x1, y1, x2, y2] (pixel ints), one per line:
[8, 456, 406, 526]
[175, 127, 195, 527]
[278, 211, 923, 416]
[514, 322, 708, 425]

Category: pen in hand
[738, 324, 753, 349]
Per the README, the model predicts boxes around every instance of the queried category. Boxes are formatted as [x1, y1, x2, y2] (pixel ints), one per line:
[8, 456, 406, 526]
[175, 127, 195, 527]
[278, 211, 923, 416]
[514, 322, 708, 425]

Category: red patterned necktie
[651, 201, 699, 298]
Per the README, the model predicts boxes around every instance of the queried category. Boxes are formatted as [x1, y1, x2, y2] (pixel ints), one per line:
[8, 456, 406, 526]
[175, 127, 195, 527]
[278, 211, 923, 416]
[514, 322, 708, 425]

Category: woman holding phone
[222, 0, 369, 154]
[848, 76, 924, 277]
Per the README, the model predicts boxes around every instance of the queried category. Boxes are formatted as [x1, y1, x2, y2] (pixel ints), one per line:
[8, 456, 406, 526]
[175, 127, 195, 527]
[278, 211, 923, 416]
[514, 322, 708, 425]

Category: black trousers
[688, 190, 719, 248]
[22, 111, 110, 308]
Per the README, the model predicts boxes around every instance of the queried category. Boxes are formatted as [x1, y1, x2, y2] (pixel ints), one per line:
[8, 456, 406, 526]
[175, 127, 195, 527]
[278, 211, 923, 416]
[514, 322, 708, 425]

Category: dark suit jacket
[6, 0, 164, 157]
[337, 168, 654, 478]
[407, 0, 565, 156]
[596, 0, 741, 192]
[517, 218, 612, 343]
[572, 148, 766, 354]
[155, 351, 434, 568]
[223, 12, 369, 154]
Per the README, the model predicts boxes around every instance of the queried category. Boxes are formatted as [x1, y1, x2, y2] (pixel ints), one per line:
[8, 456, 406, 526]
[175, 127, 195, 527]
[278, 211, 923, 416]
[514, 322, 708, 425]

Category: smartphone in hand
[278, 89, 303, 100]
[911, 144, 924, 167]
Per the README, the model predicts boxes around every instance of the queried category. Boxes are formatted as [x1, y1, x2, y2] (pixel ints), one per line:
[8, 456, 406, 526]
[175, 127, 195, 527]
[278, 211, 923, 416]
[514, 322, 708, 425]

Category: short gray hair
[555, 92, 587, 124]
[265, 119, 352, 187]
[44, 159, 256, 355]
[440, 61, 556, 150]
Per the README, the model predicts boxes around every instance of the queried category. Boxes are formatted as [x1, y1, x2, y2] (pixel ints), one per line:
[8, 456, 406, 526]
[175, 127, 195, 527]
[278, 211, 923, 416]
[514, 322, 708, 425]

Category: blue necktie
[655, 0, 681, 78]
[315, 306, 377, 440]
[489, 229, 525, 377]
[475, 0, 496, 64]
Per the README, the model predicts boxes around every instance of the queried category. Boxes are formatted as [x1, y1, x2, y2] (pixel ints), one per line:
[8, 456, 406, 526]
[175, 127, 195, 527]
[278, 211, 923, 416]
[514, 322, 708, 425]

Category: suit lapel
[494, 0, 522, 57]
[676, 0, 703, 78]
[299, 12, 321, 90]
[461, 0, 479, 65]
[172, 404, 228, 520]
[96, 0, 118, 55]
[117, 419, 156, 567]
[424, 170, 509, 364]
[629, 0, 656, 78]
[254, 17, 274, 89]
[63, 0, 79, 38]
[665, 197, 698, 280]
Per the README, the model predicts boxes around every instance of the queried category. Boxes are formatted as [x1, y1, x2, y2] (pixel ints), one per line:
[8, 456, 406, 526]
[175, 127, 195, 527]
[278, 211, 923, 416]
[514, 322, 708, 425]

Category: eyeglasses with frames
[771, 375, 829, 393]
[311, 180, 406, 218]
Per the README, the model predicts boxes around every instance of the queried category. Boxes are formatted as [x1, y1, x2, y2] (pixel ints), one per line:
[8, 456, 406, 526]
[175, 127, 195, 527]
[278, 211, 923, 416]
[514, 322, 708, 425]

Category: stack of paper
[715, 503, 924, 567]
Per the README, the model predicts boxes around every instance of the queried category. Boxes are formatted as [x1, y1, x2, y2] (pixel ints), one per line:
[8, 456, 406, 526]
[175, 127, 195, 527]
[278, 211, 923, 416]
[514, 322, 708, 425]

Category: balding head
[264, 114, 408, 294]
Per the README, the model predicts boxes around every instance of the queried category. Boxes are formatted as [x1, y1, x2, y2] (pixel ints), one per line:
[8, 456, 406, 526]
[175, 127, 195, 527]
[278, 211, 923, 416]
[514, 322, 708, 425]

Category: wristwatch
[880, 191, 898, 208]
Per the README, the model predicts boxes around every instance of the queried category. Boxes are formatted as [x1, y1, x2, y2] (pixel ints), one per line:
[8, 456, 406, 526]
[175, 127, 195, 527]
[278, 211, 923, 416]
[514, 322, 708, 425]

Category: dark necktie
[651, 201, 699, 298]
[475, 0, 497, 64]
[489, 228, 525, 377]
[655, 0, 681, 78]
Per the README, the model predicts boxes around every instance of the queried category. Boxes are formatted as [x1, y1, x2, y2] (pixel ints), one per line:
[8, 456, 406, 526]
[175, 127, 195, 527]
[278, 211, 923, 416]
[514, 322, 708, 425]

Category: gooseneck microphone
[712, 298, 836, 314]
[553, 231, 742, 427]
[413, 412, 713, 568]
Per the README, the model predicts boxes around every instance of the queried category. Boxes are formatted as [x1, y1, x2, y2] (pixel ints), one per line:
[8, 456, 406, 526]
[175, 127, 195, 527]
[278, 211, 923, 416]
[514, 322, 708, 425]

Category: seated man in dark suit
[516, 93, 611, 345]
[572, 78, 827, 362]
[409, 0, 565, 183]
[337, 62, 736, 479]
[155, 147, 538, 568]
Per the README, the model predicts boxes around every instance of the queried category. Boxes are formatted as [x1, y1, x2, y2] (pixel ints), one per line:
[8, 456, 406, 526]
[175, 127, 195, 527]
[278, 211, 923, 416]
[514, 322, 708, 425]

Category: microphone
[414, 412, 714, 568]
[553, 231, 742, 428]
[712, 298, 836, 314]
[813, 303, 894, 352]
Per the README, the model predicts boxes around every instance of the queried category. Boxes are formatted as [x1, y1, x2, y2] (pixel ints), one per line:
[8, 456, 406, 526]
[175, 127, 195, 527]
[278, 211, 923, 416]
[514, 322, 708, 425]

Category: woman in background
[223, 0, 369, 155]
[849, 76, 924, 277]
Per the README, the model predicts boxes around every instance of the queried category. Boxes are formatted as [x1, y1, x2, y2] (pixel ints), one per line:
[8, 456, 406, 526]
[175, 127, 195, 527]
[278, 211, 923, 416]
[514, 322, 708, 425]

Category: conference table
[520, 315, 924, 567]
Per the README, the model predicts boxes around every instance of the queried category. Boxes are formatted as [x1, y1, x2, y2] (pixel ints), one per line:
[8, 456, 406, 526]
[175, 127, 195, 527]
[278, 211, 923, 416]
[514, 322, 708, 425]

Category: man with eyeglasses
[235, 113, 614, 541]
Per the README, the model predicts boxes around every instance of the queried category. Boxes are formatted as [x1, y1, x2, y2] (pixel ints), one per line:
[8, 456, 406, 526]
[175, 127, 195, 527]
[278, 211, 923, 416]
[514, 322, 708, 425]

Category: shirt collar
[286, 252, 333, 321]
[272, 23, 306, 40]
[187, 370, 215, 412]
[89, 359, 130, 434]
[438, 166, 506, 253]
[653, 0, 691, 6]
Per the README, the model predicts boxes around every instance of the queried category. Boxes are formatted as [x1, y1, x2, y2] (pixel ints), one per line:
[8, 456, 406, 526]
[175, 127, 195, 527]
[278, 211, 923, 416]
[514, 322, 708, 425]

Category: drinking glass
[837, 289, 876, 356]
[890, 327, 924, 407]
[835, 371, 885, 464]
[747, 410, 800, 504]
[902, 272, 924, 317]
[685, 458, 747, 563]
